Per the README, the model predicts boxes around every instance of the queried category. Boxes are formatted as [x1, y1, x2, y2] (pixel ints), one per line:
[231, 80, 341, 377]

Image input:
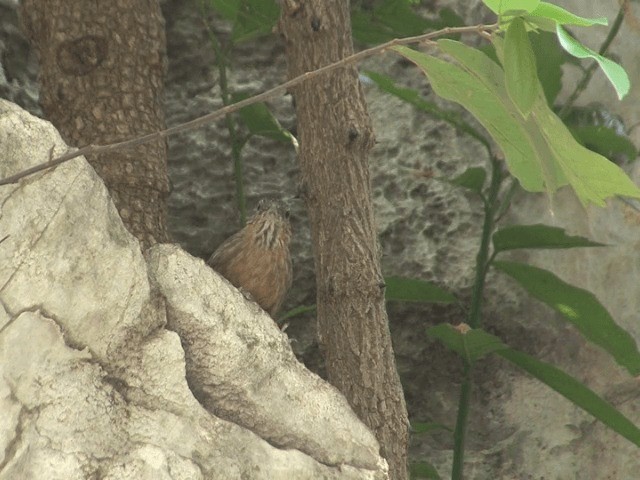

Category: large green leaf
[431, 324, 640, 447]
[392, 41, 640, 206]
[428, 323, 508, 363]
[494, 261, 640, 375]
[385, 277, 457, 304]
[556, 25, 630, 100]
[393, 43, 546, 192]
[498, 348, 640, 447]
[504, 17, 539, 116]
[492, 224, 605, 252]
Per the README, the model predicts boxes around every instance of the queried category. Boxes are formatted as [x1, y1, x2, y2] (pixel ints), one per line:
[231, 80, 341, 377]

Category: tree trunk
[278, 2, 409, 478]
[20, 0, 169, 249]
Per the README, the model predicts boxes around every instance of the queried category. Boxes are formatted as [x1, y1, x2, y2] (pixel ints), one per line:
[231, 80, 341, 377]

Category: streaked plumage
[207, 199, 293, 317]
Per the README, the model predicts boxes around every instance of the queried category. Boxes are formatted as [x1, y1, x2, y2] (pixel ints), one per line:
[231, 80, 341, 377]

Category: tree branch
[1, 23, 497, 186]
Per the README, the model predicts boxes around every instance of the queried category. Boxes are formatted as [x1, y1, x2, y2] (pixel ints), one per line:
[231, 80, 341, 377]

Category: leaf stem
[451, 362, 472, 480]
[468, 155, 502, 329]
[451, 155, 503, 480]
[201, 3, 247, 225]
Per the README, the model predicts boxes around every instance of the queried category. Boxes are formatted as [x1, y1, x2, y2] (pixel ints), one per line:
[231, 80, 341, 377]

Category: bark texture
[20, 0, 169, 249]
[279, 2, 409, 478]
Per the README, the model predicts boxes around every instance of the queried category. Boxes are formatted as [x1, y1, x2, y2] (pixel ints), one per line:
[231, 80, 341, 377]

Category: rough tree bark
[279, 2, 409, 478]
[20, 0, 169, 249]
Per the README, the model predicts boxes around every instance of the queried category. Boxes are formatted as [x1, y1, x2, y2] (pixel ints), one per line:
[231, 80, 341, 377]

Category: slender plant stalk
[451, 155, 504, 480]
[451, 362, 472, 479]
[201, 4, 247, 224]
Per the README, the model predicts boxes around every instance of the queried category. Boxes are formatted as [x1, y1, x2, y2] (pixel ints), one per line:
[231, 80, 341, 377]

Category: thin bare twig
[0, 23, 497, 187]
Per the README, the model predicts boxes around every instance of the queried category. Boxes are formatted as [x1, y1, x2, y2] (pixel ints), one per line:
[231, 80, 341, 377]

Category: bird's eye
[284, 208, 291, 219]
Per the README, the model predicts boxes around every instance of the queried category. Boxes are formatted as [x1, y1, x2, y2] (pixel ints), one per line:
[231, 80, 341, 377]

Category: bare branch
[0, 23, 497, 186]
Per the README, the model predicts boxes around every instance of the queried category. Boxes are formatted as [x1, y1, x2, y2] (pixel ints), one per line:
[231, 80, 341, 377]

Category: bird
[207, 199, 293, 317]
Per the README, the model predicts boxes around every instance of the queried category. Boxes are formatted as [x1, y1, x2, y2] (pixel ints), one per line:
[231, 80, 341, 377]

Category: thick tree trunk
[20, 0, 169, 249]
[278, 2, 409, 478]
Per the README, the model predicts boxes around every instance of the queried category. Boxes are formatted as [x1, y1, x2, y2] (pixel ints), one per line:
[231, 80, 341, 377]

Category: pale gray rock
[146, 244, 383, 471]
[0, 100, 388, 479]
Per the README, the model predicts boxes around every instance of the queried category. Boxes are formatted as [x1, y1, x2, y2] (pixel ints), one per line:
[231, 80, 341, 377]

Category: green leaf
[530, 31, 565, 104]
[392, 41, 640, 206]
[231, 0, 279, 43]
[385, 276, 456, 304]
[428, 324, 508, 363]
[492, 224, 605, 252]
[232, 94, 292, 144]
[529, 2, 608, 27]
[504, 17, 539, 116]
[410, 461, 441, 479]
[494, 261, 640, 375]
[498, 348, 640, 447]
[556, 25, 629, 100]
[411, 422, 453, 434]
[483, 0, 540, 16]
[447, 167, 487, 194]
[570, 126, 638, 164]
[393, 43, 545, 192]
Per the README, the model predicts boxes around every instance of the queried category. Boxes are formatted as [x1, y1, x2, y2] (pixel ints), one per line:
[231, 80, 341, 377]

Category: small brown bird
[207, 199, 293, 317]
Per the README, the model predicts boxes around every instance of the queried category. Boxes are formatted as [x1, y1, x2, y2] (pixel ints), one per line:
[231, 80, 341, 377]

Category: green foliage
[555, 25, 629, 100]
[232, 93, 294, 144]
[492, 224, 605, 252]
[497, 348, 640, 447]
[529, 31, 565, 104]
[447, 167, 487, 194]
[494, 261, 640, 375]
[504, 18, 538, 116]
[393, 40, 640, 206]
[570, 125, 638, 164]
[429, 326, 640, 447]
[428, 324, 507, 363]
[385, 276, 457, 304]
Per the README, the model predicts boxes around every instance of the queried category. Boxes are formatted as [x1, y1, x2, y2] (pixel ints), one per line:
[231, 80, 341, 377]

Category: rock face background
[1, 0, 640, 478]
